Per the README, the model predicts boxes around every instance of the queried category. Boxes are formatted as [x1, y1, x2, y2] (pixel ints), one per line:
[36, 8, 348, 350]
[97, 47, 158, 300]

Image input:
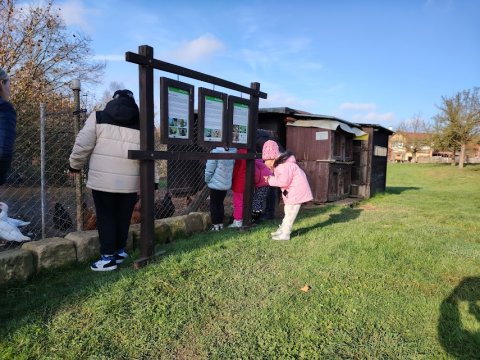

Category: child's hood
[284, 154, 297, 164]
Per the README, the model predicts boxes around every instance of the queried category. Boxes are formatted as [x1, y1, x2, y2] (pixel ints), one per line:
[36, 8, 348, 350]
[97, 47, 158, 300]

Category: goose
[0, 202, 31, 227]
[0, 202, 31, 242]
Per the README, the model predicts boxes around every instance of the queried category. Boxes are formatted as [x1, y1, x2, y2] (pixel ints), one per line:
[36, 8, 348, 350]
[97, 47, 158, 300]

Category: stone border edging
[0, 212, 211, 286]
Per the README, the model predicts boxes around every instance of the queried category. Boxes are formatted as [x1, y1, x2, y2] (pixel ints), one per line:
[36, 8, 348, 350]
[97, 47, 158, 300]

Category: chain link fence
[1, 103, 223, 252]
[1, 101, 77, 251]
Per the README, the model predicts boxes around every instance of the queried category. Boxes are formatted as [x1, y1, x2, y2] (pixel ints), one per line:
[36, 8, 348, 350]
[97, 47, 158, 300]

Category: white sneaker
[270, 227, 283, 236]
[210, 224, 224, 231]
[272, 232, 290, 241]
[228, 220, 243, 228]
[91, 255, 117, 271]
[115, 250, 128, 264]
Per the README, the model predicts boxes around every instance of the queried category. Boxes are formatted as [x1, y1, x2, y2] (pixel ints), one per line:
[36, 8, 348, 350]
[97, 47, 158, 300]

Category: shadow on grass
[438, 276, 480, 359]
[385, 186, 420, 195]
[0, 228, 233, 337]
[0, 262, 126, 337]
[293, 206, 363, 237]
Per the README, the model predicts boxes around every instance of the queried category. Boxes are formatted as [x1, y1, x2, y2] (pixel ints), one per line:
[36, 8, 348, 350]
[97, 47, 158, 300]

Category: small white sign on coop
[374, 146, 388, 157]
[315, 131, 328, 141]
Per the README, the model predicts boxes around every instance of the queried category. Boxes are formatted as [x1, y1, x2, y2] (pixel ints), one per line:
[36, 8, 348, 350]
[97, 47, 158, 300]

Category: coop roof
[356, 123, 394, 135]
[286, 114, 368, 140]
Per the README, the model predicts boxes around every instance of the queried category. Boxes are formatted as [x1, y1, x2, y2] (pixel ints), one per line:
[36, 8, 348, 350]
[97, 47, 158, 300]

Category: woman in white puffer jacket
[69, 90, 140, 271]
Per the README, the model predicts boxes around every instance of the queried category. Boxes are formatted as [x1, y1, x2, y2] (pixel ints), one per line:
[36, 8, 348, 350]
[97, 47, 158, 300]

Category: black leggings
[0, 157, 12, 185]
[209, 188, 227, 225]
[92, 190, 138, 255]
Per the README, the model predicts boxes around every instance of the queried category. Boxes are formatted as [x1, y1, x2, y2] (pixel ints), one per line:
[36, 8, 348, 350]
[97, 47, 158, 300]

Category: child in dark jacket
[252, 159, 272, 222]
[262, 140, 313, 241]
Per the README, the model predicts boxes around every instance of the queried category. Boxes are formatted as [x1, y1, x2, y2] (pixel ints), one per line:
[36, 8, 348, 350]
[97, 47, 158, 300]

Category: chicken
[129, 192, 175, 222]
[130, 200, 141, 224]
[82, 203, 97, 230]
[155, 192, 175, 219]
[53, 202, 73, 231]
[78, 201, 141, 228]
[0, 202, 30, 242]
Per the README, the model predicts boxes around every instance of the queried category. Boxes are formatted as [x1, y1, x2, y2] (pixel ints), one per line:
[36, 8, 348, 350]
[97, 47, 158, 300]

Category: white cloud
[58, 0, 97, 34]
[335, 102, 395, 125]
[93, 54, 125, 62]
[170, 34, 225, 64]
[260, 91, 315, 110]
[339, 102, 376, 111]
[351, 111, 395, 123]
[239, 48, 270, 70]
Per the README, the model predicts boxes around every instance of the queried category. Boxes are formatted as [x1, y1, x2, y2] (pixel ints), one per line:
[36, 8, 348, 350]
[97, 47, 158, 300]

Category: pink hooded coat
[267, 155, 313, 205]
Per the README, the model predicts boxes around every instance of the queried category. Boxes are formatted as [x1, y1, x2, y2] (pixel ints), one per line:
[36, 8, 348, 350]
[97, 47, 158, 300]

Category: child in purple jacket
[252, 159, 272, 222]
[262, 140, 313, 240]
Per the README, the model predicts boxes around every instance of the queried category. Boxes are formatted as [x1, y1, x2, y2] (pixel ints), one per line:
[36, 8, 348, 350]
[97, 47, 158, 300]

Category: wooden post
[135, 45, 156, 269]
[242, 82, 260, 228]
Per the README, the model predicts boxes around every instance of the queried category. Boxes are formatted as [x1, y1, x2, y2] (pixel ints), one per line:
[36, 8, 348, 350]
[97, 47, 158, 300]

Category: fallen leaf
[300, 285, 311, 292]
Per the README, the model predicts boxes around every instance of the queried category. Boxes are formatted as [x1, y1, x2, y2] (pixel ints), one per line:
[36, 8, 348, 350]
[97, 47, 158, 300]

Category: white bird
[0, 202, 31, 242]
[0, 202, 31, 226]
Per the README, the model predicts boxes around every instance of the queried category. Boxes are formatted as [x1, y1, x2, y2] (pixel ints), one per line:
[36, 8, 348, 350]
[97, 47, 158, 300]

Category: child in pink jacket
[229, 148, 247, 228]
[262, 140, 313, 240]
[230, 149, 272, 227]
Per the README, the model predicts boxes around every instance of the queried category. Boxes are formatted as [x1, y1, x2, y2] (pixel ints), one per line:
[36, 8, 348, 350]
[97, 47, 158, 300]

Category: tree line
[396, 88, 479, 168]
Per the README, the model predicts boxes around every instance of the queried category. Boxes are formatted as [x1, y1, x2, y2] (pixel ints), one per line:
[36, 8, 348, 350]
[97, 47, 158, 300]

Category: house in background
[388, 132, 433, 163]
[388, 132, 480, 164]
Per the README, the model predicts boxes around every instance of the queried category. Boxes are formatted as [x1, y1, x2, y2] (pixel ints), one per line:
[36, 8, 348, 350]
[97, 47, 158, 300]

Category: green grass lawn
[1, 163, 479, 359]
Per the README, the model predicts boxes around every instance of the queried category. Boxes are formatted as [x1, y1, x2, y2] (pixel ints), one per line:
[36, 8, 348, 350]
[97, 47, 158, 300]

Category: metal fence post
[40, 103, 46, 240]
[70, 79, 83, 231]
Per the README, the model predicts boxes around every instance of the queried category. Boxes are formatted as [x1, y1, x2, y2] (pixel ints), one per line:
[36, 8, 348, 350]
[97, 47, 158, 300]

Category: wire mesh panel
[1, 72, 250, 254]
[0, 108, 227, 252]
[0, 102, 84, 251]
[153, 119, 225, 219]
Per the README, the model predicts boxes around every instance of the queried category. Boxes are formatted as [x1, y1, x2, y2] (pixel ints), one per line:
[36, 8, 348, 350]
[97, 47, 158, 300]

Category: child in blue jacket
[205, 147, 236, 230]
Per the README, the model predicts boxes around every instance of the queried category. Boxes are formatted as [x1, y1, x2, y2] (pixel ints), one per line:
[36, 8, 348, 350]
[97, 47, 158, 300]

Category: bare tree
[433, 88, 480, 168]
[0, 0, 105, 110]
[0, 0, 105, 183]
[93, 81, 126, 110]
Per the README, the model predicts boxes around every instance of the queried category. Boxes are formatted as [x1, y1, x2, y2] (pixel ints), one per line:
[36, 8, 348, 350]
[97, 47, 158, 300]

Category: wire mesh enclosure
[0, 105, 221, 252]
[1, 102, 78, 251]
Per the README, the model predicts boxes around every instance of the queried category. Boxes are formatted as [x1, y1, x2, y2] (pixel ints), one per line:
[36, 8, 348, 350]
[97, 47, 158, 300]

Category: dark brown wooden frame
[126, 45, 267, 268]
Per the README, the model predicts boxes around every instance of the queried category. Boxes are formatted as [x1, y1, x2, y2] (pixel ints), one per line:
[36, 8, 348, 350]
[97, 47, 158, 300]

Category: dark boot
[252, 210, 262, 223]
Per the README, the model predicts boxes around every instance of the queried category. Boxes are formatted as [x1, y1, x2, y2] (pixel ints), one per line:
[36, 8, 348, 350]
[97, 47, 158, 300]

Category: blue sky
[56, 0, 479, 129]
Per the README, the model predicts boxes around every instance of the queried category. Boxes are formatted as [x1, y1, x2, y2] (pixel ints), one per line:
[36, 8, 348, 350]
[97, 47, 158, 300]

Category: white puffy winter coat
[69, 111, 140, 193]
